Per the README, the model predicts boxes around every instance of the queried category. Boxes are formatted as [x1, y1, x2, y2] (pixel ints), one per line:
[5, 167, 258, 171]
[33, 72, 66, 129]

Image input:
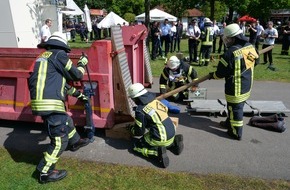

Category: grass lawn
[0, 148, 289, 190]
[1, 37, 289, 189]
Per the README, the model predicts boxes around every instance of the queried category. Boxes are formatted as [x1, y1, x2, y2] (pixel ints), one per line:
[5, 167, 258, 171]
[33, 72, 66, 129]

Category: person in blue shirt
[160, 19, 171, 58]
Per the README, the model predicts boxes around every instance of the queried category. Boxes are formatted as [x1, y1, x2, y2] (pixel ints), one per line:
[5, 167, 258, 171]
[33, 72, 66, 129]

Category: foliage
[123, 13, 136, 23]
[158, 0, 200, 19]
[200, 1, 228, 21]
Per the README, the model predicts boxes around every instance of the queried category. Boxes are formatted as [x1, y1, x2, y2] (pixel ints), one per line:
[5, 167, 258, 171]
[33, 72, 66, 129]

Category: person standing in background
[174, 20, 183, 53]
[255, 20, 264, 50]
[212, 20, 220, 53]
[186, 19, 200, 64]
[262, 21, 278, 71]
[248, 22, 257, 45]
[170, 21, 177, 53]
[217, 22, 227, 53]
[160, 19, 171, 59]
[281, 21, 290, 55]
[40, 19, 52, 43]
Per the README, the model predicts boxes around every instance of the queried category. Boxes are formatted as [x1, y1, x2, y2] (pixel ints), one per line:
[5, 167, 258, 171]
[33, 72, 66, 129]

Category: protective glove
[77, 54, 88, 67]
[208, 72, 214, 80]
[73, 90, 89, 102]
[77, 93, 89, 102]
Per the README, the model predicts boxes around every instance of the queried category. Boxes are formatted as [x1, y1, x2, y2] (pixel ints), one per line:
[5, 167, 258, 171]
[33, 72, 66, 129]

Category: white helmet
[204, 17, 212, 23]
[224, 23, 243, 37]
[128, 83, 148, 98]
[49, 31, 68, 45]
[38, 31, 71, 52]
[167, 56, 180, 70]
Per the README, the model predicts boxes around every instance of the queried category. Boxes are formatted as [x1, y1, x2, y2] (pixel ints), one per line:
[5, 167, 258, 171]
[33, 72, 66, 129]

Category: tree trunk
[145, 0, 150, 47]
[210, 0, 215, 20]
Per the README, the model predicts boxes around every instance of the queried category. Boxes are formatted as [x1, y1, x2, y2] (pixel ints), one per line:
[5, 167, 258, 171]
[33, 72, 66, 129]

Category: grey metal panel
[188, 99, 290, 116]
[111, 26, 135, 116]
[143, 39, 153, 84]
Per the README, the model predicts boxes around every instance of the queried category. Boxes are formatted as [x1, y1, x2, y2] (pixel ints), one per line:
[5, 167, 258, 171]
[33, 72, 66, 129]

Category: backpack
[248, 114, 286, 133]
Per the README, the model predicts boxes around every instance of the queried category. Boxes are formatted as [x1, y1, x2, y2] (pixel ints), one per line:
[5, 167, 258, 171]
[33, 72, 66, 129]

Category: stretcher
[186, 99, 290, 117]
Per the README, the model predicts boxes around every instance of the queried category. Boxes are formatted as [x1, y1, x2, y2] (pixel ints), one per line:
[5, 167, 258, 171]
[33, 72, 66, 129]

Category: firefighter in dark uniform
[199, 18, 215, 66]
[209, 24, 259, 140]
[281, 21, 290, 55]
[29, 32, 90, 183]
[159, 56, 198, 102]
[127, 83, 184, 168]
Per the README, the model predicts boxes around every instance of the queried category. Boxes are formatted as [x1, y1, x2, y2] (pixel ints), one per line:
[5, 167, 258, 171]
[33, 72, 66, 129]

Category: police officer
[29, 32, 90, 183]
[209, 24, 259, 140]
[159, 56, 198, 102]
[199, 18, 215, 66]
[127, 83, 184, 168]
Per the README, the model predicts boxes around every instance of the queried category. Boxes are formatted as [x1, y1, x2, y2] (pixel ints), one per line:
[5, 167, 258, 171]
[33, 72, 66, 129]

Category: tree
[200, 1, 228, 21]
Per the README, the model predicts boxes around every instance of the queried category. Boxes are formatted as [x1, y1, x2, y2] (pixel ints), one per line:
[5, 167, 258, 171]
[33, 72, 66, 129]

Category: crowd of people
[149, 17, 290, 70]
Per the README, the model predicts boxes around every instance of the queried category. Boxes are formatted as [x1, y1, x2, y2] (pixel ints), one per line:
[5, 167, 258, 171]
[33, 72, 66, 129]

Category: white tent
[61, 0, 84, 16]
[135, 8, 177, 22]
[97, 12, 128, 28]
[84, 4, 92, 32]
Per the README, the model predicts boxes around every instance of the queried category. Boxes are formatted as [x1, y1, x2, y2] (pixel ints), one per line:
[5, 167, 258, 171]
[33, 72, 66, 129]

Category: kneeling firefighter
[29, 32, 91, 183]
[159, 56, 198, 102]
[127, 83, 184, 168]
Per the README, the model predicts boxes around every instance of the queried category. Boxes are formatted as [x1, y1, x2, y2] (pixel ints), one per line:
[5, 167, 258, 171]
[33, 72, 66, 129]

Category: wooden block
[105, 122, 133, 141]
[170, 117, 179, 128]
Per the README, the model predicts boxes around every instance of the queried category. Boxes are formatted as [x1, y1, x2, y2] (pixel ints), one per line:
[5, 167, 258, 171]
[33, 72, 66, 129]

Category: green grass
[0, 148, 289, 190]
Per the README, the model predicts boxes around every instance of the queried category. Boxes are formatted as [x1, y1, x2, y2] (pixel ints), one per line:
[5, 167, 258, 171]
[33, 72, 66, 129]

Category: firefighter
[29, 32, 90, 183]
[209, 23, 259, 140]
[199, 18, 215, 66]
[127, 83, 184, 168]
[159, 56, 198, 102]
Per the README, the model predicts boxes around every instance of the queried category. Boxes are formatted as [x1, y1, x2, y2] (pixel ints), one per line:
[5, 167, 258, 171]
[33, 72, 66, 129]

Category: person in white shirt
[262, 21, 278, 70]
[186, 19, 201, 63]
[170, 21, 177, 52]
[212, 20, 220, 53]
[255, 20, 264, 49]
[217, 22, 227, 53]
[40, 19, 52, 43]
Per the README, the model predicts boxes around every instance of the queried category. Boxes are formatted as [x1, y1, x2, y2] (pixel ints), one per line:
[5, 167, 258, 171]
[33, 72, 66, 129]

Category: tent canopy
[135, 8, 177, 22]
[97, 12, 128, 28]
[238, 15, 257, 22]
[61, 0, 84, 15]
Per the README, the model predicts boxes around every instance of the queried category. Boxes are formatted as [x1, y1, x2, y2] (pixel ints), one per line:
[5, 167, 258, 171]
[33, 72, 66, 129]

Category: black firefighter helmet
[37, 31, 71, 53]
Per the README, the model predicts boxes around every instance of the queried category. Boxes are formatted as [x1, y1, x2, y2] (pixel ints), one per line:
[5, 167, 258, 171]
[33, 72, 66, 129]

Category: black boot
[39, 169, 67, 184]
[158, 147, 169, 168]
[69, 138, 90, 152]
[171, 134, 184, 155]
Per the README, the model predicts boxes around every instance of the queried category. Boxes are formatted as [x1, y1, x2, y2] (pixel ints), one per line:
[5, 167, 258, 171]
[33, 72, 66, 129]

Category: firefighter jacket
[28, 49, 86, 116]
[200, 24, 214, 46]
[212, 42, 259, 103]
[130, 92, 176, 146]
[159, 61, 198, 94]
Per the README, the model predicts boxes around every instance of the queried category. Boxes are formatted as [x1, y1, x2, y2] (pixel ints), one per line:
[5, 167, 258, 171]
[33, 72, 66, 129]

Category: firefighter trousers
[133, 133, 174, 158]
[199, 45, 212, 66]
[37, 113, 80, 174]
[224, 102, 244, 140]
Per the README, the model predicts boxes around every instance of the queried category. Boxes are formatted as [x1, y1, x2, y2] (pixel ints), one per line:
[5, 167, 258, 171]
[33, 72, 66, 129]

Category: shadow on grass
[1, 120, 47, 165]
